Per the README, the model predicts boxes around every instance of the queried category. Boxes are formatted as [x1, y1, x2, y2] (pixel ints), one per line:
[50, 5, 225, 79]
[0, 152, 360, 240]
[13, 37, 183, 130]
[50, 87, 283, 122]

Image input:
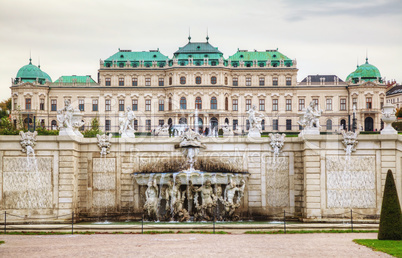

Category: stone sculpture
[223, 179, 245, 221]
[341, 130, 358, 157]
[155, 124, 169, 137]
[298, 100, 322, 136]
[165, 178, 189, 221]
[119, 107, 136, 138]
[194, 179, 215, 220]
[180, 129, 206, 171]
[20, 131, 37, 156]
[144, 179, 159, 221]
[222, 123, 234, 136]
[269, 133, 286, 160]
[57, 99, 84, 137]
[247, 105, 264, 137]
[97, 133, 112, 156]
[381, 104, 397, 135]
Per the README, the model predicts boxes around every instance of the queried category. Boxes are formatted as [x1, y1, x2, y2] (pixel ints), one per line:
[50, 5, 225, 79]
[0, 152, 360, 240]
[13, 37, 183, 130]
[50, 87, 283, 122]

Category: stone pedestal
[248, 128, 261, 138]
[121, 129, 135, 138]
[299, 127, 320, 137]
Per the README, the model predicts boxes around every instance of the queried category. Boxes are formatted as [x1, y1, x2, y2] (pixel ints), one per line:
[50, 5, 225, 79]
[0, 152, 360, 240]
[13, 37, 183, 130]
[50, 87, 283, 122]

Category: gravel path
[0, 233, 390, 257]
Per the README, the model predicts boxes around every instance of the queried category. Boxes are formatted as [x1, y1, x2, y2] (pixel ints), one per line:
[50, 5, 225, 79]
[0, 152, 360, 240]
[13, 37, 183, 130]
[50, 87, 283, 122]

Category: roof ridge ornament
[206, 27, 209, 43]
[188, 28, 191, 43]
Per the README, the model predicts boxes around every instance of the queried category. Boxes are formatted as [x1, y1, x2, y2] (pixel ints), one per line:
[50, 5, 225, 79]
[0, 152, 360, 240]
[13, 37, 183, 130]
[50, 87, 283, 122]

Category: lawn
[354, 239, 402, 257]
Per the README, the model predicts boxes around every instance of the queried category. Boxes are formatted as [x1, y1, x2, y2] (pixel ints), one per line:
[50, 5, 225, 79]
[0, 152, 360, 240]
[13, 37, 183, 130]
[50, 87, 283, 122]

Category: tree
[82, 117, 102, 137]
[378, 169, 402, 240]
[0, 98, 11, 120]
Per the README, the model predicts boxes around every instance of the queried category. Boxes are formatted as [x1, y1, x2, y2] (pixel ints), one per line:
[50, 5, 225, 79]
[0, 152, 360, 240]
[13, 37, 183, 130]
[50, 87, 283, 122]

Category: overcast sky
[0, 0, 401, 101]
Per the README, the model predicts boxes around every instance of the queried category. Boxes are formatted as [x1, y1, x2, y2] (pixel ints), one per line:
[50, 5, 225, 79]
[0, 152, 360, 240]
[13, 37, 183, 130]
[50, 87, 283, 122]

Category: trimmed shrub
[378, 169, 402, 240]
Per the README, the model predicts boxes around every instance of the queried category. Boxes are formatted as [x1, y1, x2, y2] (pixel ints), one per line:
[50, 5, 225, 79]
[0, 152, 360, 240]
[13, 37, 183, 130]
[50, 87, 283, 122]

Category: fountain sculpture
[97, 133, 112, 156]
[381, 103, 397, 135]
[298, 100, 322, 136]
[57, 99, 84, 137]
[134, 129, 248, 222]
[222, 123, 234, 136]
[247, 105, 264, 137]
[155, 124, 169, 137]
[341, 130, 358, 157]
[119, 107, 136, 138]
[269, 133, 285, 161]
[20, 131, 37, 156]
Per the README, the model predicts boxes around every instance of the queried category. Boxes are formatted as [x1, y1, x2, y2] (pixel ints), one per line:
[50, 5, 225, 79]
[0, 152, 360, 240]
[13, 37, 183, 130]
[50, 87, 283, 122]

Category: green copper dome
[15, 58, 52, 84]
[346, 58, 382, 84]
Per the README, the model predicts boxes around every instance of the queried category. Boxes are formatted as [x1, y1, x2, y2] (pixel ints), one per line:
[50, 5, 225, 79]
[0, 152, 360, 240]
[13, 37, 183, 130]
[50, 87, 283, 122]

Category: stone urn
[381, 104, 397, 135]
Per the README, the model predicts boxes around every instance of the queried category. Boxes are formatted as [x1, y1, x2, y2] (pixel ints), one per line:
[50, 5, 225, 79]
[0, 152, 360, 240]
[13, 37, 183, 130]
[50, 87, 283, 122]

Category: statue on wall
[97, 133, 112, 156]
[247, 105, 264, 137]
[298, 100, 322, 136]
[155, 124, 169, 137]
[223, 179, 245, 221]
[20, 131, 37, 156]
[269, 133, 286, 160]
[119, 107, 136, 138]
[57, 99, 84, 137]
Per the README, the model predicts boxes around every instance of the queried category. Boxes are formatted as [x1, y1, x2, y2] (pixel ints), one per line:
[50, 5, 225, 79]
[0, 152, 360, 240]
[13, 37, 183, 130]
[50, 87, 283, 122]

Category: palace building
[10, 37, 387, 133]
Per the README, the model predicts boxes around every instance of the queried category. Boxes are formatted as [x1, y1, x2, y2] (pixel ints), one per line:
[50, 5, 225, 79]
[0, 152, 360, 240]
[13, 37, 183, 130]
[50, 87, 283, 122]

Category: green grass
[245, 229, 378, 234]
[0, 241, 4, 245]
[354, 239, 402, 257]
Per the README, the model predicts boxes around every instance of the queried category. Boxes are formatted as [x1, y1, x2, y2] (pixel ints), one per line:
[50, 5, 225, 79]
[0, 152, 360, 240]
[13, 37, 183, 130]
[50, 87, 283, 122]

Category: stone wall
[0, 134, 401, 222]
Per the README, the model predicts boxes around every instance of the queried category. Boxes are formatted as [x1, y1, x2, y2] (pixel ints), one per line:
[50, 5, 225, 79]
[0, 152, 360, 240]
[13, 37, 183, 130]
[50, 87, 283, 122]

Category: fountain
[269, 133, 285, 161]
[341, 130, 358, 157]
[97, 133, 112, 157]
[155, 124, 169, 137]
[133, 129, 249, 221]
[20, 131, 37, 157]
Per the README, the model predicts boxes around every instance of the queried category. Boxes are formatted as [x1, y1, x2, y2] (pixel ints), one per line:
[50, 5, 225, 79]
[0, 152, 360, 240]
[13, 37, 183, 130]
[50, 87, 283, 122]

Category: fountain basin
[132, 171, 249, 186]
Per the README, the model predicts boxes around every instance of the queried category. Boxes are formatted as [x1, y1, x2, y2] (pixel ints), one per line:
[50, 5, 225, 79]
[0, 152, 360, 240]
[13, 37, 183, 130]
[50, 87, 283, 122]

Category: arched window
[210, 97, 217, 110]
[179, 117, 187, 125]
[51, 120, 57, 130]
[169, 77, 172, 85]
[169, 97, 172, 111]
[180, 76, 186, 85]
[196, 76, 201, 84]
[225, 97, 228, 110]
[340, 119, 346, 130]
[326, 120, 332, 130]
[224, 118, 229, 124]
[195, 97, 202, 109]
[180, 97, 187, 110]
[211, 76, 217, 84]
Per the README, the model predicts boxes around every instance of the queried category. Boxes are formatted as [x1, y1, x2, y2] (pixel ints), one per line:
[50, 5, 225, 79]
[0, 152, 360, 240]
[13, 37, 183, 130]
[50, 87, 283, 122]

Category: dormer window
[197, 46, 201, 50]
[211, 61, 216, 66]
[119, 63, 124, 68]
[120, 55, 124, 58]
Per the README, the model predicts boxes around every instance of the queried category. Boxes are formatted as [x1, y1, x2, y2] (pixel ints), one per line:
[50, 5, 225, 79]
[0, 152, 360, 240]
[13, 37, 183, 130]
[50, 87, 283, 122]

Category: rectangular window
[273, 119, 278, 130]
[313, 99, 319, 107]
[92, 99, 98, 111]
[105, 78, 111, 86]
[246, 99, 251, 111]
[298, 99, 305, 111]
[326, 99, 332, 111]
[134, 120, 138, 130]
[145, 78, 151, 86]
[51, 99, 57, 111]
[246, 77, 251, 86]
[286, 119, 292, 130]
[259, 77, 265, 86]
[286, 77, 291, 86]
[353, 98, 357, 109]
[105, 99, 111, 111]
[233, 78, 238, 86]
[246, 120, 250, 131]
[25, 98, 31, 110]
[366, 97, 372, 109]
[145, 99, 151, 111]
[40, 99, 45, 111]
[233, 119, 238, 130]
[272, 99, 278, 111]
[132, 99, 138, 111]
[13, 98, 17, 110]
[132, 78, 138, 86]
[286, 99, 292, 111]
[273, 77, 278, 86]
[159, 78, 164, 86]
[105, 120, 111, 131]
[232, 99, 238, 111]
[119, 78, 124, 86]
[119, 99, 125, 111]
[380, 98, 384, 109]
[261, 119, 265, 130]
[159, 99, 164, 111]
[340, 98, 346, 111]
[79, 99, 84, 111]
[259, 99, 265, 111]
[159, 120, 164, 126]
[146, 119, 151, 131]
